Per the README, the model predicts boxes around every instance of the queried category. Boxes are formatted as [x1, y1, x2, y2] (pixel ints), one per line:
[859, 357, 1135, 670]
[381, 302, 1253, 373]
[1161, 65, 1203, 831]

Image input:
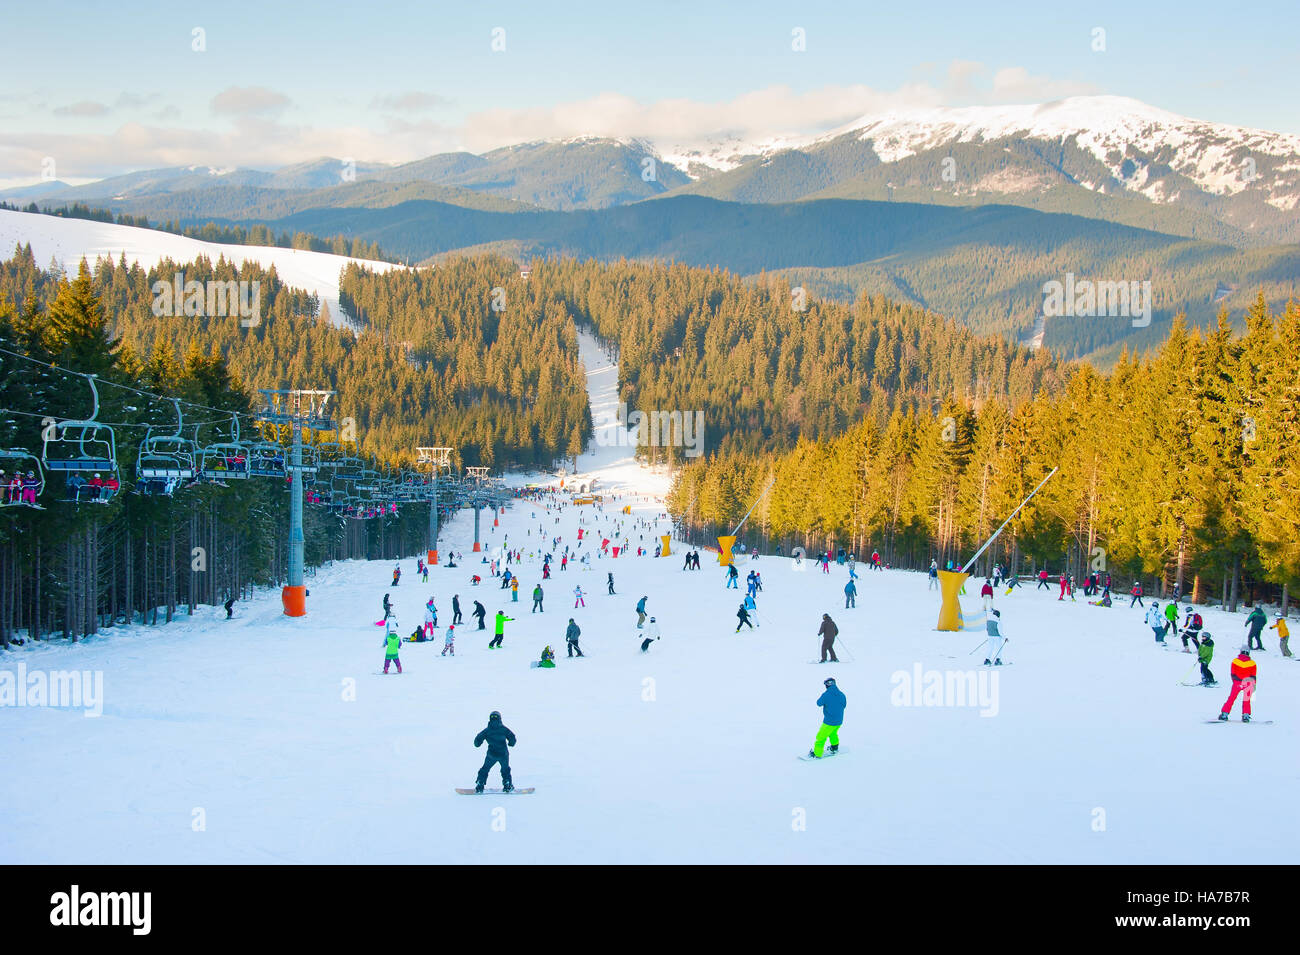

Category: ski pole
[968, 637, 989, 655]
[835, 636, 856, 662]
[1177, 658, 1199, 685]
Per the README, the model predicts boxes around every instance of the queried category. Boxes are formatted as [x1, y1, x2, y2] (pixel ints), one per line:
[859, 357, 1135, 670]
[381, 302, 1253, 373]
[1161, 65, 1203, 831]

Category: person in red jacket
[1037, 568, 1050, 590]
[1058, 573, 1068, 601]
[1129, 581, 1144, 608]
[980, 578, 995, 613]
[1218, 647, 1258, 722]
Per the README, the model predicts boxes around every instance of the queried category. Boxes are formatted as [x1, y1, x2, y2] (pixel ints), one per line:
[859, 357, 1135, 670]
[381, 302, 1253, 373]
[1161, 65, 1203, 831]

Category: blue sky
[1, 0, 1296, 185]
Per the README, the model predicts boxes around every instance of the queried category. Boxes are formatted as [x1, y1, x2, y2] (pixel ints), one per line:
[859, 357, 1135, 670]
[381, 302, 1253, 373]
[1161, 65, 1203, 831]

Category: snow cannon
[282, 584, 307, 617]
[936, 570, 969, 631]
[716, 535, 737, 567]
[659, 535, 671, 557]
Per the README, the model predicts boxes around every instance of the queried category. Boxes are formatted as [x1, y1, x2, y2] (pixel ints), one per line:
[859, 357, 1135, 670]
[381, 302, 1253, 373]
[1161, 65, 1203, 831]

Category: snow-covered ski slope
[0, 209, 396, 326]
[2, 340, 1298, 864]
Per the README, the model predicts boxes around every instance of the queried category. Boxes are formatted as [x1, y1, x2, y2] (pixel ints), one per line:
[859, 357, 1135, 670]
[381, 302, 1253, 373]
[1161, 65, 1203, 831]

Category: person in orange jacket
[1217, 647, 1258, 722]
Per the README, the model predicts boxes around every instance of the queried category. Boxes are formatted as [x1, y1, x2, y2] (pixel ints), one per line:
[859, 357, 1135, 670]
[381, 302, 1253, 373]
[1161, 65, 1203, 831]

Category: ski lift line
[0, 407, 234, 429]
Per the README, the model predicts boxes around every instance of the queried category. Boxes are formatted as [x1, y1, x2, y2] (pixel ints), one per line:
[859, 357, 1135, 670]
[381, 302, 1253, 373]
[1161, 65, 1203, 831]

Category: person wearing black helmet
[984, 608, 1006, 666]
[474, 711, 517, 793]
[808, 678, 846, 758]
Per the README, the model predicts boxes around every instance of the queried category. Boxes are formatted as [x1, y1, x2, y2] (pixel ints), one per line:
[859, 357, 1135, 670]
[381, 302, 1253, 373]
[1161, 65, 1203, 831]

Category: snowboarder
[817, 614, 839, 663]
[1244, 605, 1267, 651]
[532, 584, 544, 613]
[1217, 647, 1257, 722]
[442, 624, 456, 657]
[381, 620, 402, 674]
[392, 564, 401, 587]
[452, 594, 463, 625]
[224, 595, 235, 619]
[472, 600, 487, 630]
[565, 618, 583, 657]
[636, 595, 648, 628]
[1145, 601, 1167, 644]
[1268, 614, 1291, 657]
[641, 616, 660, 652]
[489, 611, 514, 648]
[808, 677, 846, 758]
[608, 572, 616, 595]
[473, 711, 516, 793]
[844, 578, 857, 609]
[1198, 634, 1216, 686]
[984, 609, 1006, 665]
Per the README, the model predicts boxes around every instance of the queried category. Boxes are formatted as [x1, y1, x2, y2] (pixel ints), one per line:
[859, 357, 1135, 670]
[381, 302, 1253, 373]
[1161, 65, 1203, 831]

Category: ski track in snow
[2, 334, 1299, 863]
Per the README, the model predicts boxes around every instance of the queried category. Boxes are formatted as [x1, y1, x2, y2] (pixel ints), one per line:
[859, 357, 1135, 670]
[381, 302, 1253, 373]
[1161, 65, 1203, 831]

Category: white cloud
[210, 86, 291, 116]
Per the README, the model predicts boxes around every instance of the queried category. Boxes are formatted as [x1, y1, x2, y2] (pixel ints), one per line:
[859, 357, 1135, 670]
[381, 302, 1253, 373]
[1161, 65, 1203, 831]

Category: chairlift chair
[0, 449, 45, 509]
[41, 375, 121, 503]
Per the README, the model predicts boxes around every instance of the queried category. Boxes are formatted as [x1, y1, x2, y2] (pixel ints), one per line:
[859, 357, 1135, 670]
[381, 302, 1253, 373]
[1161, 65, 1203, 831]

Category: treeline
[667, 296, 1300, 609]
[0, 264, 429, 646]
[524, 257, 1067, 462]
[1, 201, 391, 261]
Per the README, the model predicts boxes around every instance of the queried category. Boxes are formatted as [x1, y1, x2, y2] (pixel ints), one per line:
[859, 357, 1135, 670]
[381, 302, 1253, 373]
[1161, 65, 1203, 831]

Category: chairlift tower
[258, 389, 334, 617]
[466, 466, 491, 552]
[416, 446, 453, 564]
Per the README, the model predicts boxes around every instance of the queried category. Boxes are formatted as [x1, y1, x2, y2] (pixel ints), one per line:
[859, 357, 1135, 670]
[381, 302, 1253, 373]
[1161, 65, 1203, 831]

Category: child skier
[1217, 647, 1257, 722]
[473, 711, 516, 793]
[808, 677, 846, 758]
[573, 585, 586, 608]
[984, 609, 1006, 665]
[424, 599, 437, 639]
[736, 603, 754, 632]
[1197, 634, 1216, 686]
[392, 564, 401, 587]
[381, 620, 402, 674]
[1180, 607, 1204, 652]
[442, 624, 456, 656]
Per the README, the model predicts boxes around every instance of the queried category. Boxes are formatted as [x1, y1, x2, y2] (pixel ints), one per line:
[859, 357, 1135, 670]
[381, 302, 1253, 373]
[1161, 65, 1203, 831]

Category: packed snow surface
[2, 333, 1297, 864]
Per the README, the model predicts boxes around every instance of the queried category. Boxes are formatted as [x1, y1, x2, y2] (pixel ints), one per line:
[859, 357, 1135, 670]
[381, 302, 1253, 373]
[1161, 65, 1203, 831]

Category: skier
[1037, 569, 1050, 590]
[532, 584, 544, 614]
[1243, 605, 1267, 651]
[489, 610, 514, 649]
[807, 677, 846, 759]
[424, 599, 437, 639]
[1269, 613, 1292, 657]
[1180, 607, 1204, 652]
[735, 603, 754, 632]
[472, 600, 487, 631]
[392, 564, 401, 587]
[1197, 634, 1217, 686]
[928, 560, 939, 591]
[452, 594, 463, 625]
[1162, 601, 1179, 641]
[442, 624, 456, 657]
[636, 595, 648, 628]
[1130, 581, 1144, 608]
[844, 578, 857, 609]
[1058, 573, 1068, 601]
[1217, 647, 1257, 722]
[573, 585, 586, 608]
[980, 578, 994, 613]
[726, 564, 739, 589]
[224, 595, 235, 619]
[422, 563, 429, 584]
[381, 620, 402, 674]
[565, 618, 583, 657]
[608, 572, 616, 595]
[984, 609, 1006, 666]
[382, 592, 393, 621]
[473, 711, 517, 793]
[991, 563, 1003, 588]
[743, 591, 759, 624]
[1145, 601, 1167, 644]
[817, 614, 839, 663]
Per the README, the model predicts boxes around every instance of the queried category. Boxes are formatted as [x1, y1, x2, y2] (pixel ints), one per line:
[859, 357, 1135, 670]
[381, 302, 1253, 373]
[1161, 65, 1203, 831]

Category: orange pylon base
[473, 542, 481, 552]
[282, 585, 306, 617]
[428, 549, 438, 565]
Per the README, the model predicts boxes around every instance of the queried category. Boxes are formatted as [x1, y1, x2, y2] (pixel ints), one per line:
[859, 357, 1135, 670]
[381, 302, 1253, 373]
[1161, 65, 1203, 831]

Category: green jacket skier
[382, 621, 402, 674]
[1244, 606, 1267, 650]
[489, 611, 514, 648]
[1197, 634, 1216, 686]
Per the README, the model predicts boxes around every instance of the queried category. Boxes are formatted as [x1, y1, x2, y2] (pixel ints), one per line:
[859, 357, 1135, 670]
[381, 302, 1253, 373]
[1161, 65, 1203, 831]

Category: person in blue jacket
[474, 710, 517, 793]
[808, 677, 846, 758]
[844, 578, 857, 609]
[636, 595, 648, 629]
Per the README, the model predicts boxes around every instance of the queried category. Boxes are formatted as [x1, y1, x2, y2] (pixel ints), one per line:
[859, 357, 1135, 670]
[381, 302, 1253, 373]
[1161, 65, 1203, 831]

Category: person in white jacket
[424, 599, 437, 639]
[640, 616, 661, 652]
[1145, 602, 1166, 645]
[984, 610, 1006, 666]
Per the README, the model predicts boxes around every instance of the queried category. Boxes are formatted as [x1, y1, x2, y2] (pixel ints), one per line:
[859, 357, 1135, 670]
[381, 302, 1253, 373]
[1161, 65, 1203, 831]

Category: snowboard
[798, 749, 844, 761]
[456, 787, 535, 794]
[1204, 719, 1272, 724]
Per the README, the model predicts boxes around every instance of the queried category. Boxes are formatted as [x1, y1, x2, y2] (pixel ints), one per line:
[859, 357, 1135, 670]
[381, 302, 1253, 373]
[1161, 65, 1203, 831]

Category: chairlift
[247, 442, 287, 478]
[41, 375, 121, 503]
[0, 449, 45, 509]
[137, 399, 197, 497]
[199, 414, 250, 481]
